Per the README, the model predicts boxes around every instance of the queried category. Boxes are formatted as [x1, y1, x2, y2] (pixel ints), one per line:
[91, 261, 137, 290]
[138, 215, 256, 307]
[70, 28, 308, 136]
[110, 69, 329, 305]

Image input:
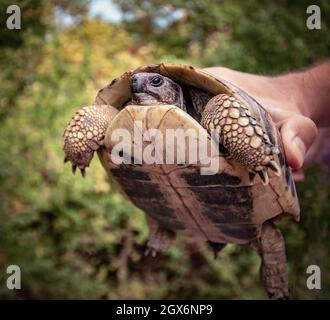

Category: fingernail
[292, 136, 306, 168]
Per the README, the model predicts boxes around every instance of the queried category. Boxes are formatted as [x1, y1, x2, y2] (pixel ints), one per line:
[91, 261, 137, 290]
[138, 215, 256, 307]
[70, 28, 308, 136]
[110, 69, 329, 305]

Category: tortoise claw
[72, 165, 77, 175]
[80, 167, 86, 178]
[267, 291, 287, 300]
[266, 160, 282, 176]
[144, 248, 157, 257]
[249, 171, 256, 183]
[258, 169, 269, 186]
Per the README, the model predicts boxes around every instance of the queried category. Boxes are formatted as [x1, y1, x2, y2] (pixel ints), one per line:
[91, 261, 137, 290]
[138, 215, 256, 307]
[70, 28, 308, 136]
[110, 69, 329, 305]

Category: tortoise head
[131, 72, 186, 111]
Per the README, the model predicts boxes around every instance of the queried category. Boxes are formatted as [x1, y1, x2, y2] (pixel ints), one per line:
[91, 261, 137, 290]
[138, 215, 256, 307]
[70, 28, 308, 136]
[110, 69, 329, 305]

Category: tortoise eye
[151, 76, 163, 87]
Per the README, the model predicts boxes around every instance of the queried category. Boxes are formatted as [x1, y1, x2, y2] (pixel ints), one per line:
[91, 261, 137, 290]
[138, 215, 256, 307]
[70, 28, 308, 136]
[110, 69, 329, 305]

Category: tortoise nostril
[131, 76, 139, 92]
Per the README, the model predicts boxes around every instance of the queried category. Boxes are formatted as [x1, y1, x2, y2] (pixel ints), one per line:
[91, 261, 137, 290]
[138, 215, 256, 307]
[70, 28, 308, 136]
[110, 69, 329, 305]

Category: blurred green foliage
[0, 0, 329, 299]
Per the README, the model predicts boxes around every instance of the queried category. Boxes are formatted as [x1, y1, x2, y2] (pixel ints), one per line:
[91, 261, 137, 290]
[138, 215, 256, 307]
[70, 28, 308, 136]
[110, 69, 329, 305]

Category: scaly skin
[63, 105, 118, 176]
[252, 221, 289, 299]
[201, 94, 281, 185]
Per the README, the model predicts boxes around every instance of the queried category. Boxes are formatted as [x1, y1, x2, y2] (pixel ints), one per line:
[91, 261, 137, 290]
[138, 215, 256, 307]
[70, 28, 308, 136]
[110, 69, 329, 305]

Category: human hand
[203, 65, 329, 177]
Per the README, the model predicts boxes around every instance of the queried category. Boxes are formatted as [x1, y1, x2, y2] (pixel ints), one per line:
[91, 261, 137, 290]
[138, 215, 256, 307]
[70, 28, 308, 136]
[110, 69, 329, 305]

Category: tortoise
[63, 63, 300, 299]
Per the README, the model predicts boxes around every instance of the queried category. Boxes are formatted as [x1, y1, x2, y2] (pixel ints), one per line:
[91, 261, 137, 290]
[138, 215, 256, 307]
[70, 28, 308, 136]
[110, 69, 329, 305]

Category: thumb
[279, 115, 318, 170]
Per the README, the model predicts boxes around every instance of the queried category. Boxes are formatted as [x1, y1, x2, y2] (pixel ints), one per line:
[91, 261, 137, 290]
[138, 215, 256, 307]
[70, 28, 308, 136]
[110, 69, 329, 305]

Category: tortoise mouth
[131, 92, 159, 105]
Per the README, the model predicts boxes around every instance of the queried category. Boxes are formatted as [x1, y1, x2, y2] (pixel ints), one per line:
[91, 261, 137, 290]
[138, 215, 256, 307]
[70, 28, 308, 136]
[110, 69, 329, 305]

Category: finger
[280, 115, 318, 170]
[292, 169, 305, 182]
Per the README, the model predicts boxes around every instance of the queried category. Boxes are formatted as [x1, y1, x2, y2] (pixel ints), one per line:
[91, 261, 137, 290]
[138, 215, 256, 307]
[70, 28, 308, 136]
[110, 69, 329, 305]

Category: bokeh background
[0, 0, 329, 299]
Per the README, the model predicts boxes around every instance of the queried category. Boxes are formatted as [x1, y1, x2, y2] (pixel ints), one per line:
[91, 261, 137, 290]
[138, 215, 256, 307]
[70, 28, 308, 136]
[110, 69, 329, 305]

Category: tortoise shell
[95, 63, 300, 245]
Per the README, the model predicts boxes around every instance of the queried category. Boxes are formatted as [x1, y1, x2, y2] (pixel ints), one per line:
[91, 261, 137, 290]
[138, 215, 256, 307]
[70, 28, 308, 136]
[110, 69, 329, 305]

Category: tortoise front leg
[201, 94, 281, 185]
[252, 221, 289, 299]
[145, 216, 176, 257]
[63, 105, 118, 176]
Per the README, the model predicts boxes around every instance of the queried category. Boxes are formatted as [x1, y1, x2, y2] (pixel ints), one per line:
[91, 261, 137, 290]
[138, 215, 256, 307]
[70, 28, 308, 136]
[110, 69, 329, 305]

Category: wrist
[286, 62, 330, 127]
